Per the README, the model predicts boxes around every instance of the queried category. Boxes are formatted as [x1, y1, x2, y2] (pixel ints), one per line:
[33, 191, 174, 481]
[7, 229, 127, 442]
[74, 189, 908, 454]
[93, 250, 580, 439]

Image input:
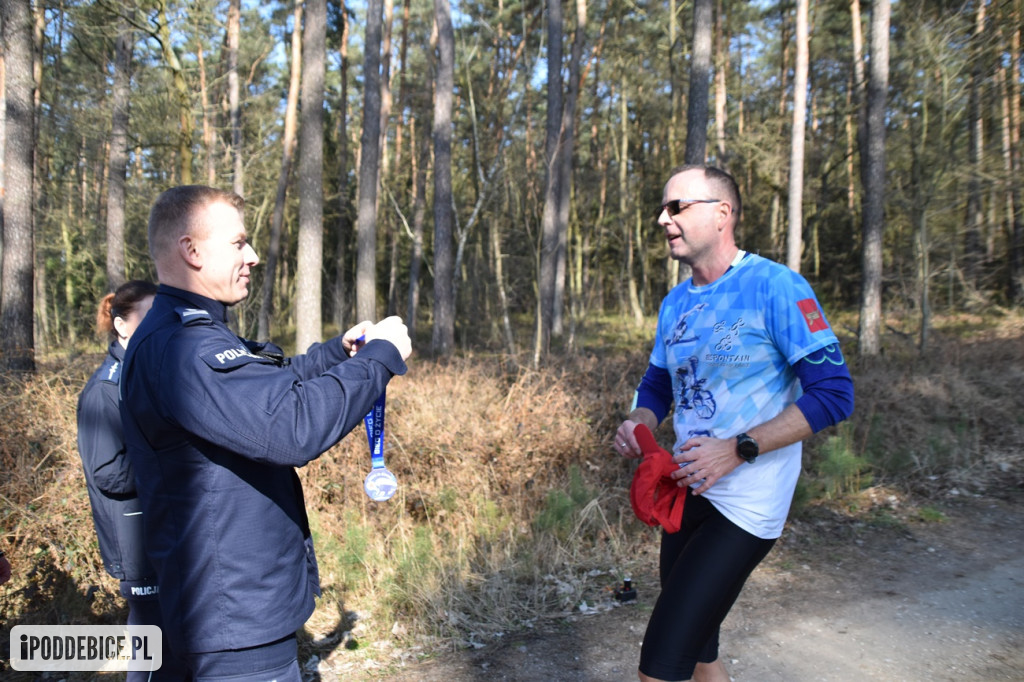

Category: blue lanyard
[363, 388, 387, 469]
[357, 334, 398, 501]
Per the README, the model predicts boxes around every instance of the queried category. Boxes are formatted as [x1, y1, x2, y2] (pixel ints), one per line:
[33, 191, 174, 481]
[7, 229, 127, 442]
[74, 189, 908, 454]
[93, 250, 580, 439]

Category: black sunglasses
[658, 198, 722, 219]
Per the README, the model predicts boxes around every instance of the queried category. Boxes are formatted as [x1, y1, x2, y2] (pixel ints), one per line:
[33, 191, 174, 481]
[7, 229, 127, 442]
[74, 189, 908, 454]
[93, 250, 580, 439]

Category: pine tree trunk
[259, 1, 303, 341]
[196, 41, 217, 185]
[786, 0, 809, 273]
[156, 0, 193, 184]
[1007, 14, 1023, 304]
[714, 0, 728, 169]
[228, 0, 243, 197]
[1, 0, 36, 371]
[552, 0, 586, 340]
[668, 0, 679, 167]
[432, 0, 456, 356]
[684, 0, 712, 164]
[61, 214, 77, 346]
[356, 0, 384, 322]
[333, 5, 352, 332]
[963, 0, 987, 289]
[910, 76, 930, 352]
[857, 0, 890, 357]
[407, 117, 427, 338]
[296, 0, 326, 351]
[378, 0, 396, 317]
[537, 0, 564, 359]
[379, 0, 394, 184]
[621, 88, 642, 327]
[0, 39, 6, 263]
[105, 11, 132, 290]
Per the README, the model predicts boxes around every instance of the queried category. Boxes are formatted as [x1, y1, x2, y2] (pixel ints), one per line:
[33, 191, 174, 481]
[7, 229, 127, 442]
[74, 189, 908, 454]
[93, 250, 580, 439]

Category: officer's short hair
[148, 186, 246, 262]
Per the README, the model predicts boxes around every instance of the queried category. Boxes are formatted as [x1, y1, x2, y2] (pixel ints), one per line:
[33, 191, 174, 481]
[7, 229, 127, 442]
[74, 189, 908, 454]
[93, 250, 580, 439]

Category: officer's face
[192, 200, 260, 305]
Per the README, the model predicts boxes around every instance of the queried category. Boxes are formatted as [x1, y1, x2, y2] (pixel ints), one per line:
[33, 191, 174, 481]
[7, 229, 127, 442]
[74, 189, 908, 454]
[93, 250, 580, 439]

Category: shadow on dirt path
[317, 492, 1023, 681]
[725, 493, 1024, 681]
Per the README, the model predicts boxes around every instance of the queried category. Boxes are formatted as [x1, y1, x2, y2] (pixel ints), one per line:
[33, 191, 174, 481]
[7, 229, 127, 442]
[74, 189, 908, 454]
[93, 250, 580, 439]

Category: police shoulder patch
[176, 307, 213, 326]
[200, 344, 275, 371]
[101, 359, 122, 385]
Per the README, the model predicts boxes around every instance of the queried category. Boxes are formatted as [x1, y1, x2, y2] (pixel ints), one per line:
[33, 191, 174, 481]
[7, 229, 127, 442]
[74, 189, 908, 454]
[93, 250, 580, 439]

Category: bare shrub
[298, 355, 653, 646]
[3, 314, 1022, 667]
[1, 354, 125, 633]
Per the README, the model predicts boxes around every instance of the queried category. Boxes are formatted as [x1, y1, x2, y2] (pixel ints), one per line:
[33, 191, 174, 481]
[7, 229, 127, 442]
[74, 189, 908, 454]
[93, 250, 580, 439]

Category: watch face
[737, 434, 758, 461]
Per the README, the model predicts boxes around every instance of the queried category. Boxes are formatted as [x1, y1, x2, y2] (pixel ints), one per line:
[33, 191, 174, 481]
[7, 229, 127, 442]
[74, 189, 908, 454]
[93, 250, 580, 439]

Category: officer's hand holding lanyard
[345, 316, 412, 501]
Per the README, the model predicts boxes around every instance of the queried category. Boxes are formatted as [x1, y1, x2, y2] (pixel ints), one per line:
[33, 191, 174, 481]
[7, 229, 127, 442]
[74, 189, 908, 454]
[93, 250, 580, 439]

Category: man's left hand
[670, 436, 743, 495]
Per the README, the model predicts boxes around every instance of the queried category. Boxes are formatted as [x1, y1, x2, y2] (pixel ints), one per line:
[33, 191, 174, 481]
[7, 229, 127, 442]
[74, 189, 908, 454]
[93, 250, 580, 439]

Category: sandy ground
[311, 492, 1024, 681]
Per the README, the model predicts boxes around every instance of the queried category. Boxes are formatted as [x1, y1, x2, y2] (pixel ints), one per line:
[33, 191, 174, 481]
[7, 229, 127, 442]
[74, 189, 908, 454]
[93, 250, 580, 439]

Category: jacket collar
[107, 339, 125, 363]
[156, 284, 230, 324]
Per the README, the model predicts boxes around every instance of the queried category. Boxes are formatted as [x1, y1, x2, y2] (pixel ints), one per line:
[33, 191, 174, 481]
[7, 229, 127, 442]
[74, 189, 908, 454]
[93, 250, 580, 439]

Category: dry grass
[2, 312, 1022, 677]
[0, 354, 128, 633]
[296, 354, 654, 651]
[829, 311, 1024, 495]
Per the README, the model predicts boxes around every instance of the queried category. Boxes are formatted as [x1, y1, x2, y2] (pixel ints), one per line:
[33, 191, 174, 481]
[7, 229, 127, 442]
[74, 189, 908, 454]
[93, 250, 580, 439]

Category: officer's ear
[113, 315, 130, 341]
[178, 234, 202, 269]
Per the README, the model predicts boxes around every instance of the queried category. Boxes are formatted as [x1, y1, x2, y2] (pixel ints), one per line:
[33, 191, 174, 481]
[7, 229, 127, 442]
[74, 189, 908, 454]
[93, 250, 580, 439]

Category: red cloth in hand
[629, 424, 687, 534]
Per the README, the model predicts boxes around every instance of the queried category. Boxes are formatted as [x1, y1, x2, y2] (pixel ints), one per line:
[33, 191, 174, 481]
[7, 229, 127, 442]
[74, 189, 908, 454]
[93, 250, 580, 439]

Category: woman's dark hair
[96, 280, 158, 339]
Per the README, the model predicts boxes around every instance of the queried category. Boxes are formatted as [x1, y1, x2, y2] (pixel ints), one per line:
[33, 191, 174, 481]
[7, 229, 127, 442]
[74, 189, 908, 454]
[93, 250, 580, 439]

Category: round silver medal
[363, 467, 398, 501]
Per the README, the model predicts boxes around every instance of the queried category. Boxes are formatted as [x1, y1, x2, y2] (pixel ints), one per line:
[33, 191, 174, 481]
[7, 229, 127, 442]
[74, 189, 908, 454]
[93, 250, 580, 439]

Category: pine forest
[3, 2, 1024, 675]
[0, 0, 1020, 366]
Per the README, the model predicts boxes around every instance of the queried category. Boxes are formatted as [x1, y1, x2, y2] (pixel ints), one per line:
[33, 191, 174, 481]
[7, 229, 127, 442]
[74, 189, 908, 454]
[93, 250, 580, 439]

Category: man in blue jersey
[613, 166, 854, 682]
[121, 185, 412, 681]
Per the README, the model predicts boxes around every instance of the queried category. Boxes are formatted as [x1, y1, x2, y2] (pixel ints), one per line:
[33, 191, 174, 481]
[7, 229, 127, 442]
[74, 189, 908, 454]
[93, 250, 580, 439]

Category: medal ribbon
[363, 388, 387, 470]
[356, 334, 397, 501]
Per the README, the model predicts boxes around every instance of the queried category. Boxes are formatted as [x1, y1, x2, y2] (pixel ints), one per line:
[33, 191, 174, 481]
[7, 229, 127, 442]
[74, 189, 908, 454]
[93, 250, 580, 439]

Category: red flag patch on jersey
[797, 298, 829, 333]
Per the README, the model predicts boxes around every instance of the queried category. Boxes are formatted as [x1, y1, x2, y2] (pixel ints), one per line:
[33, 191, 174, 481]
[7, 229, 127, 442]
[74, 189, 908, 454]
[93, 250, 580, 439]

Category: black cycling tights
[639, 490, 776, 681]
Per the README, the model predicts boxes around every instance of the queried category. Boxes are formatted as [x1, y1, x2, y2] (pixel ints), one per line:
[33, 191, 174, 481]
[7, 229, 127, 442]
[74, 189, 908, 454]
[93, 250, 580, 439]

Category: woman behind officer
[77, 280, 184, 680]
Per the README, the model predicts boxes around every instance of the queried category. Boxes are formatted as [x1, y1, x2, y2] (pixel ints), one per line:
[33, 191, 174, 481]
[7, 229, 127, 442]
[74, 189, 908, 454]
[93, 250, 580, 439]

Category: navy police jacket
[76, 341, 155, 584]
[120, 285, 407, 654]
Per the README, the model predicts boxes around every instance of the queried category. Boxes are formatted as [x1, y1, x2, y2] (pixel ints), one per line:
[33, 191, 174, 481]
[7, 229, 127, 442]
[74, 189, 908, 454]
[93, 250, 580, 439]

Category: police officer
[120, 185, 412, 681]
[78, 280, 190, 682]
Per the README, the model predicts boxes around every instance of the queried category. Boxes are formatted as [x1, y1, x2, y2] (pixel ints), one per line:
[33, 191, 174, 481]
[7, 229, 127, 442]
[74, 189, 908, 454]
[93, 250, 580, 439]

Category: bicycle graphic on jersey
[667, 303, 708, 346]
[675, 356, 716, 420]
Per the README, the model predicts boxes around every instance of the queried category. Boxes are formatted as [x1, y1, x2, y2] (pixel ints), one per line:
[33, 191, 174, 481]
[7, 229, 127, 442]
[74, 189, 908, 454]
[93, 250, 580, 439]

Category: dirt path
[723, 494, 1024, 681]
[318, 493, 1024, 681]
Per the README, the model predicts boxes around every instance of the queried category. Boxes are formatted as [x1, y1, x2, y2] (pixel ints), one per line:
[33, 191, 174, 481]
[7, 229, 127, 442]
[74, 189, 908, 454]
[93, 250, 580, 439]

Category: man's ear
[714, 200, 733, 231]
[178, 234, 202, 268]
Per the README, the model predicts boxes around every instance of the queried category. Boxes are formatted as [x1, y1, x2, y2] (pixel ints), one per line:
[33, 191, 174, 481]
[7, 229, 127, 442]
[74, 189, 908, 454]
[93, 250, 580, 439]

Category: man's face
[190, 200, 259, 305]
[657, 170, 726, 264]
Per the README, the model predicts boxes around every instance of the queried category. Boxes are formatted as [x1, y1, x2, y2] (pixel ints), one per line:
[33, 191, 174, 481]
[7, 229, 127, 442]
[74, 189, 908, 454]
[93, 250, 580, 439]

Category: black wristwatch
[736, 433, 759, 463]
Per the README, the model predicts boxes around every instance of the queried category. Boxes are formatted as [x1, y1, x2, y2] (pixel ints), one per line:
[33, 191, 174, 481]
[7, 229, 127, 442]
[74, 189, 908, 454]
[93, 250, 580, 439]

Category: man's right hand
[614, 408, 659, 459]
[362, 316, 412, 360]
[614, 420, 641, 459]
